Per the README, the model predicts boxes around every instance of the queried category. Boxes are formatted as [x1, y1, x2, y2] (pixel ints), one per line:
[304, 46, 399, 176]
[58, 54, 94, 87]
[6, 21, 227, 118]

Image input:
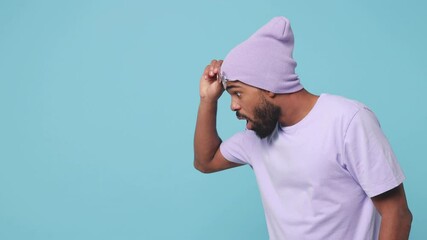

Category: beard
[238, 97, 281, 139]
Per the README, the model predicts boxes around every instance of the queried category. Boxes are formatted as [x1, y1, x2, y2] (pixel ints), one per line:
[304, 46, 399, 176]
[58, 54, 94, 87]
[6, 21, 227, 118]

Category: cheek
[247, 99, 262, 111]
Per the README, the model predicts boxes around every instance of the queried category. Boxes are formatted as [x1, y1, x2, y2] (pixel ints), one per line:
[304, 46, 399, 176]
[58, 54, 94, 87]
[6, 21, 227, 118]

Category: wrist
[200, 96, 219, 105]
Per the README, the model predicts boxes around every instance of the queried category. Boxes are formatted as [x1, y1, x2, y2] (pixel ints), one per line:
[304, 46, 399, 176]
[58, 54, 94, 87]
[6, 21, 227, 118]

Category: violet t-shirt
[220, 94, 405, 240]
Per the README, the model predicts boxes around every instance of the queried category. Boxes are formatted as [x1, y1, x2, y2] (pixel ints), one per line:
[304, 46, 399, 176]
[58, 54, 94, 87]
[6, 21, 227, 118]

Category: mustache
[236, 111, 249, 120]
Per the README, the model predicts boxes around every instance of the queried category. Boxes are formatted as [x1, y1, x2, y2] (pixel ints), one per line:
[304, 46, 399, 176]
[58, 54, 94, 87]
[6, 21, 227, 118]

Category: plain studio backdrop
[0, 0, 425, 239]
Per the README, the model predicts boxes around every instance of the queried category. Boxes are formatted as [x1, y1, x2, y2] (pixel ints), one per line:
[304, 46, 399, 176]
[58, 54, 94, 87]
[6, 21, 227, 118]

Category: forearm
[378, 209, 412, 240]
[194, 98, 222, 169]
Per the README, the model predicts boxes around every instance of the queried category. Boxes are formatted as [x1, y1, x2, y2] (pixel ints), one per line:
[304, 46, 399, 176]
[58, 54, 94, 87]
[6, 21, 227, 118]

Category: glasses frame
[217, 72, 228, 90]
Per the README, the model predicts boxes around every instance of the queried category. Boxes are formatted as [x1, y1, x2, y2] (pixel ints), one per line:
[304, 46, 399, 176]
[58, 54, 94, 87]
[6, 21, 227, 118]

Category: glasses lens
[220, 72, 227, 90]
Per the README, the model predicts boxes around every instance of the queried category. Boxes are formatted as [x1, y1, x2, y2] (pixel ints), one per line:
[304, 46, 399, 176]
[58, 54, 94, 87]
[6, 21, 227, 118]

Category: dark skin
[372, 185, 412, 240]
[193, 59, 240, 173]
[194, 60, 412, 239]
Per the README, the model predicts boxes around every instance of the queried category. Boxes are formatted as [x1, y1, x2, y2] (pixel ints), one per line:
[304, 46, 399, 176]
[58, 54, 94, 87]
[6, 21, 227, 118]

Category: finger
[214, 59, 224, 74]
[204, 63, 217, 80]
[209, 59, 218, 76]
[216, 59, 223, 71]
[213, 62, 219, 74]
[212, 60, 220, 74]
[204, 64, 211, 80]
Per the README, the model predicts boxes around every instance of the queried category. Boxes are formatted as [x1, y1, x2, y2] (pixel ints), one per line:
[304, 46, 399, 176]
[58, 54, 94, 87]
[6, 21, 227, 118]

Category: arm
[371, 183, 412, 240]
[193, 60, 243, 173]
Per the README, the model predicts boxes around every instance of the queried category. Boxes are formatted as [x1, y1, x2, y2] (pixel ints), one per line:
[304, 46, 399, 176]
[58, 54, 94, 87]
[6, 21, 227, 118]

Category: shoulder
[313, 94, 379, 138]
[224, 128, 261, 145]
[220, 129, 262, 165]
[320, 94, 366, 113]
[318, 94, 371, 122]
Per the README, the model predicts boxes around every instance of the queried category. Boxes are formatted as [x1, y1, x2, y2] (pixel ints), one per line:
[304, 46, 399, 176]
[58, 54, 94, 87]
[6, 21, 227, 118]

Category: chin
[251, 121, 278, 139]
[254, 128, 275, 139]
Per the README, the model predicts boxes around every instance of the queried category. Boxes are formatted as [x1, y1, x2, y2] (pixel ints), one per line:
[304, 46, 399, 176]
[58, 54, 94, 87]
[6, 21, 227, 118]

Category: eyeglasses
[217, 72, 228, 90]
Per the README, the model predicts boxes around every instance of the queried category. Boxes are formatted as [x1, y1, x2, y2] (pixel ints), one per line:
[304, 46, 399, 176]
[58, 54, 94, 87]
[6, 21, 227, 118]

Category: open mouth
[236, 112, 253, 129]
[236, 112, 246, 120]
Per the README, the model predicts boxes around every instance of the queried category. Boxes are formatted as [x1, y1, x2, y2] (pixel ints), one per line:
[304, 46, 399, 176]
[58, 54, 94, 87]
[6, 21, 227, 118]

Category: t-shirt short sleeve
[220, 130, 255, 165]
[343, 107, 405, 197]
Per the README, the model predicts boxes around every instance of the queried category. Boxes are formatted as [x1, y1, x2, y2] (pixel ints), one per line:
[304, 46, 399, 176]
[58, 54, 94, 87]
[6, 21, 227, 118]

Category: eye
[236, 92, 241, 97]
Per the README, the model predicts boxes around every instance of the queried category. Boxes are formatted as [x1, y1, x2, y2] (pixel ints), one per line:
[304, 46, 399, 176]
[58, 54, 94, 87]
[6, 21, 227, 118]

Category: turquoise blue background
[1, 0, 425, 239]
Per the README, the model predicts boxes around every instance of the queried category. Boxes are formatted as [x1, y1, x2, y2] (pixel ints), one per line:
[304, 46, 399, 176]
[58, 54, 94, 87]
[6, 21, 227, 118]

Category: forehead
[226, 80, 254, 90]
[226, 81, 265, 96]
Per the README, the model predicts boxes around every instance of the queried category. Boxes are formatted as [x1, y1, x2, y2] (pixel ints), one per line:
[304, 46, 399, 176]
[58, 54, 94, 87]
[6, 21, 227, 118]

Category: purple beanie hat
[221, 16, 303, 94]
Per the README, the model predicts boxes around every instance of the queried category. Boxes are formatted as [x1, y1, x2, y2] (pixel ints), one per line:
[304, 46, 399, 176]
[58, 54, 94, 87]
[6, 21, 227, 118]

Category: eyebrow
[226, 84, 242, 91]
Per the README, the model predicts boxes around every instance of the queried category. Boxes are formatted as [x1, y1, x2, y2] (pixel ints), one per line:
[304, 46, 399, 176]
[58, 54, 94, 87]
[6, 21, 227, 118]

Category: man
[194, 16, 412, 239]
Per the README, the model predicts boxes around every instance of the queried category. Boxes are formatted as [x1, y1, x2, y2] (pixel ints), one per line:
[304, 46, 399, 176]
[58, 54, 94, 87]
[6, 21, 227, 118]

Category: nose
[230, 100, 241, 111]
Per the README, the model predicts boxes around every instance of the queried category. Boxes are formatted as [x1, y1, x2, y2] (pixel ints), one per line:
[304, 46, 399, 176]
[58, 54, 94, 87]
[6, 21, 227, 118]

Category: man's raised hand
[199, 59, 224, 102]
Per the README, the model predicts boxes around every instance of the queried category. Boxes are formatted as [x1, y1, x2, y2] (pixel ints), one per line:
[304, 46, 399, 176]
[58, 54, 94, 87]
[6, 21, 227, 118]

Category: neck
[275, 89, 319, 127]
